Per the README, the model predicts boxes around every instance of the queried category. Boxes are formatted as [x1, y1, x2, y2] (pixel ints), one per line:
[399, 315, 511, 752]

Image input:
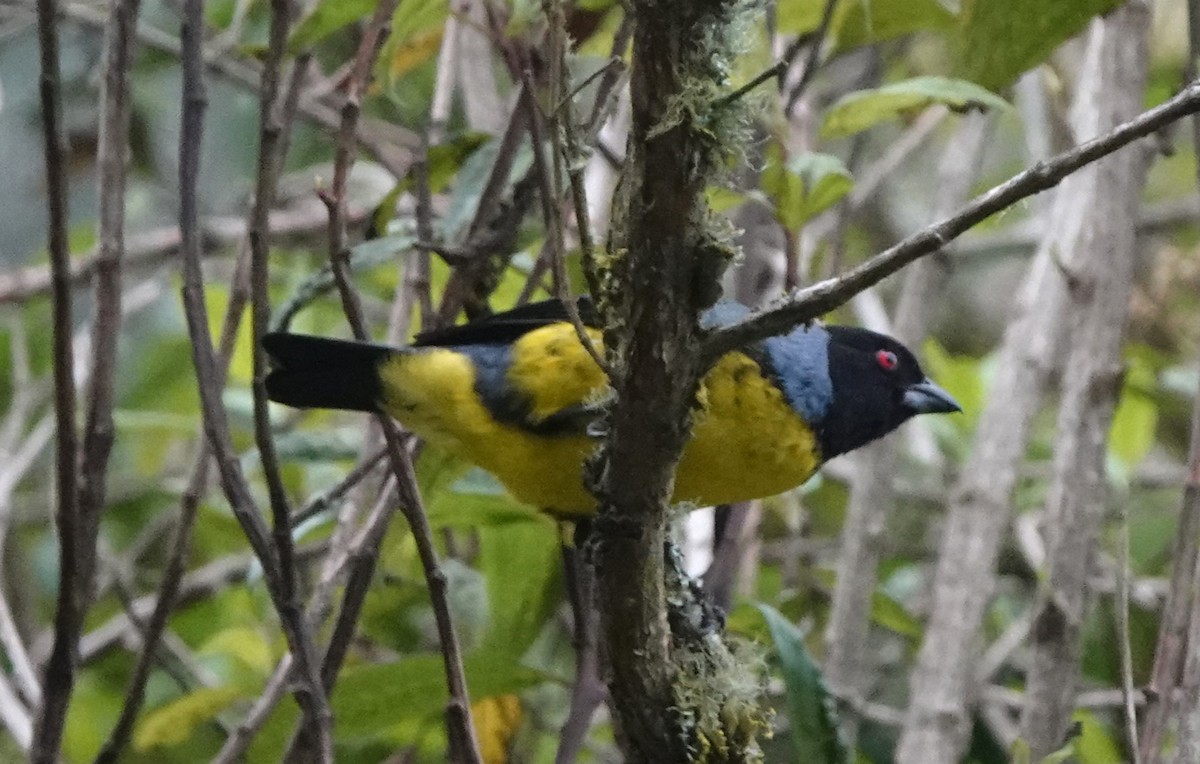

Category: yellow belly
[377, 331, 820, 515]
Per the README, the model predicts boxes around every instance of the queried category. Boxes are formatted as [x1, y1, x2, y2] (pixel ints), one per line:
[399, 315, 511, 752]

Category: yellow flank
[376, 324, 820, 515]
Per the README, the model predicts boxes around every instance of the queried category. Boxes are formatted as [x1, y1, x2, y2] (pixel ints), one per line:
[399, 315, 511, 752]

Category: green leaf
[199, 626, 275, 677]
[288, 0, 376, 52]
[812, 569, 922, 638]
[957, 0, 1123, 92]
[440, 136, 535, 243]
[832, 0, 957, 53]
[756, 604, 848, 764]
[869, 590, 923, 639]
[762, 147, 853, 230]
[134, 686, 246, 751]
[776, 0, 830, 35]
[478, 516, 562, 653]
[332, 652, 543, 738]
[377, 0, 451, 81]
[1071, 710, 1122, 764]
[821, 76, 1010, 139]
[1109, 358, 1158, 469]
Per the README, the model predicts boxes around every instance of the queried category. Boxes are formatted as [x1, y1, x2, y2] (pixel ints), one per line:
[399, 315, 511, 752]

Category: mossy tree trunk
[590, 0, 767, 761]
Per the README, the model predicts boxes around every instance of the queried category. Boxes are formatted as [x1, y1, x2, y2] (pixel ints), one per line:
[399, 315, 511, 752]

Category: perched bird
[264, 298, 960, 516]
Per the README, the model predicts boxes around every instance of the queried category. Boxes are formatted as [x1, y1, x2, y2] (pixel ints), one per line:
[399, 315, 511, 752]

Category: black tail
[263, 333, 396, 413]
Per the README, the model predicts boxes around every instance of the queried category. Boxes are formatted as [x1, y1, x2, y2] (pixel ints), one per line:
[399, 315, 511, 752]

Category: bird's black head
[816, 326, 961, 460]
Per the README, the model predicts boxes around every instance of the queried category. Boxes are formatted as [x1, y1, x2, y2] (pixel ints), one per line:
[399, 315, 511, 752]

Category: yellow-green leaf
[957, 0, 1123, 92]
[821, 76, 1010, 139]
[134, 686, 245, 751]
[762, 146, 853, 231]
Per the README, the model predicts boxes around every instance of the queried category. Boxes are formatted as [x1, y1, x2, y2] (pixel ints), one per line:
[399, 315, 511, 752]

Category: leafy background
[0, 0, 1194, 761]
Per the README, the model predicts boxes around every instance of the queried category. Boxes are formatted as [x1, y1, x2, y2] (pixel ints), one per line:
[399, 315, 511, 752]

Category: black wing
[412, 296, 598, 348]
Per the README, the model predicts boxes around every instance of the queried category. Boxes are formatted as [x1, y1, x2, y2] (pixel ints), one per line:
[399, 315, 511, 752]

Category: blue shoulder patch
[761, 325, 833, 424]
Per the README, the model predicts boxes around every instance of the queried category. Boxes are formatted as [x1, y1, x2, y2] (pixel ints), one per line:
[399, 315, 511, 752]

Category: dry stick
[1117, 496, 1141, 762]
[215, 451, 392, 762]
[78, 552, 255, 663]
[521, 68, 606, 374]
[94, 42, 314, 746]
[247, 0, 334, 759]
[94, 250, 250, 764]
[1018, 6, 1151, 757]
[0, 205, 358, 306]
[315, 3, 481, 761]
[532, 9, 608, 760]
[1163, 0, 1200, 751]
[783, 0, 838, 118]
[0, 323, 43, 713]
[290, 447, 389, 528]
[702, 75, 1200, 365]
[555, 542, 605, 764]
[436, 89, 533, 323]
[823, 113, 989, 749]
[29, 0, 82, 757]
[174, 1, 341, 756]
[75, 0, 139, 636]
[1142, 3, 1200, 758]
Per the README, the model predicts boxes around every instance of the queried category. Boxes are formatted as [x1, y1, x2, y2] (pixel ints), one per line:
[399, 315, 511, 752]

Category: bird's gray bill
[903, 379, 962, 414]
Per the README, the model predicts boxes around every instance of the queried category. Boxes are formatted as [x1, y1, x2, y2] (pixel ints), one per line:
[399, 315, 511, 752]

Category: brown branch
[75, 0, 139, 647]
[554, 542, 605, 764]
[703, 73, 1200, 367]
[94, 250, 250, 763]
[29, 0, 82, 756]
[247, 0, 333, 758]
[73, 0, 143, 757]
[309, 3, 481, 761]
[171, 1, 341, 756]
[520, 63, 607, 375]
[783, 0, 838, 117]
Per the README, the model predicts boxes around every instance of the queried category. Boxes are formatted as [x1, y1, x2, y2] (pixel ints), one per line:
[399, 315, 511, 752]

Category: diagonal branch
[703, 76, 1200, 365]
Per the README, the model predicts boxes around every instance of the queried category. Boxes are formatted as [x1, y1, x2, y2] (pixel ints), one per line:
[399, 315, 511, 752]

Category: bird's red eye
[876, 350, 898, 371]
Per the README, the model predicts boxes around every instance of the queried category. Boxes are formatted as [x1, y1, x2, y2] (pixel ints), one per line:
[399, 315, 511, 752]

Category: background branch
[28, 0, 81, 756]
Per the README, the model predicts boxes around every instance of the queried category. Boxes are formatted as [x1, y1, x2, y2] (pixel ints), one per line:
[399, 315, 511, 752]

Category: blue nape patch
[761, 325, 833, 424]
[458, 344, 512, 402]
[700, 301, 752, 329]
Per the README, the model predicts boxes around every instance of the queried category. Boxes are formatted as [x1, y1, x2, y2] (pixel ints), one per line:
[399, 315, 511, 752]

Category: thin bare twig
[783, 0, 838, 117]
[554, 542, 605, 764]
[75, 0, 139, 631]
[1117, 495, 1141, 762]
[94, 250, 250, 763]
[29, 0, 82, 756]
[704, 74, 1200, 365]
[313, 2, 481, 760]
[520, 60, 607, 375]
[247, 0, 333, 757]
